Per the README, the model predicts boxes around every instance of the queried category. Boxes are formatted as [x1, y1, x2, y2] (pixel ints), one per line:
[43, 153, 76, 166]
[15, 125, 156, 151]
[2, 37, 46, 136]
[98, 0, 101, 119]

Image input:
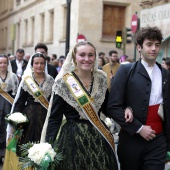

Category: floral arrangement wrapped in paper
[5, 112, 29, 152]
[18, 141, 63, 170]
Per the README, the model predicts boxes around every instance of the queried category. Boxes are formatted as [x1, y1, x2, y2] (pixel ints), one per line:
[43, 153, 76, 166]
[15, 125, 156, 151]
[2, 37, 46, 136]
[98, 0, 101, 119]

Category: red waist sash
[146, 104, 163, 134]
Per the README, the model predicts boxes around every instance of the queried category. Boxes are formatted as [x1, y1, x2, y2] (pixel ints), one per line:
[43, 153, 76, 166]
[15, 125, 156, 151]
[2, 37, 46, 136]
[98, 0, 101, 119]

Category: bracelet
[124, 106, 133, 113]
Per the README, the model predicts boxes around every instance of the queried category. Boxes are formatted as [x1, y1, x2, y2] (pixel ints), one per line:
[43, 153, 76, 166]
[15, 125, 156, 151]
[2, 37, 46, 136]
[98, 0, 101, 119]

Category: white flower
[28, 143, 56, 165]
[105, 117, 113, 128]
[8, 112, 27, 123]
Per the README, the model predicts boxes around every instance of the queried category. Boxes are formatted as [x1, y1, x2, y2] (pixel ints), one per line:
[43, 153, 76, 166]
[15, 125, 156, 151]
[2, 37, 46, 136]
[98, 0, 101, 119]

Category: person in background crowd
[51, 54, 57, 62]
[104, 56, 109, 64]
[98, 56, 106, 70]
[107, 26, 170, 170]
[102, 50, 120, 136]
[11, 48, 28, 82]
[163, 57, 170, 71]
[41, 41, 127, 170]
[98, 52, 105, 58]
[161, 57, 169, 69]
[56, 57, 65, 73]
[102, 50, 120, 91]
[34, 43, 58, 79]
[24, 53, 31, 61]
[59, 55, 66, 60]
[99, 52, 111, 64]
[119, 55, 130, 64]
[7, 53, 11, 58]
[52, 59, 59, 72]
[46, 56, 51, 64]
[0, 54, 18, 164]
[3, 52, 54, 170]
[9, 55, 15, 61]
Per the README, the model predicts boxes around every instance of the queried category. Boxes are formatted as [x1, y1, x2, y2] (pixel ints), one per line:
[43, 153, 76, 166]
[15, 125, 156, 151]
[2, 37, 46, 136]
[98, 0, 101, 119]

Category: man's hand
[139, 125, 156, 141]
[125, 108, 133, 122]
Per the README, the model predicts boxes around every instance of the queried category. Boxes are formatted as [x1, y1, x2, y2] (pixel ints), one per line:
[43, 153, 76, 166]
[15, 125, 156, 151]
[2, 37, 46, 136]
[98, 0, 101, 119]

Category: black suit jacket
[107, 60, 170, 150]
[11, 59, 28, 75]
[47, 63, 58, 79]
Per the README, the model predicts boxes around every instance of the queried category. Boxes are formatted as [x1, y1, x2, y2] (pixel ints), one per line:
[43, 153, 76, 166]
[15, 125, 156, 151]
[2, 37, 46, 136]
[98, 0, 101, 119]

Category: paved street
[113, 134, 170, 170]
[0, 137, 170, 170]
[0, 156, 170, 170]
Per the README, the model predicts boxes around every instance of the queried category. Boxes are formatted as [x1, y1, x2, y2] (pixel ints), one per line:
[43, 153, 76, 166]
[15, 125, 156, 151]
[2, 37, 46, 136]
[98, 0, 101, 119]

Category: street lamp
[65, 0, 71, 57]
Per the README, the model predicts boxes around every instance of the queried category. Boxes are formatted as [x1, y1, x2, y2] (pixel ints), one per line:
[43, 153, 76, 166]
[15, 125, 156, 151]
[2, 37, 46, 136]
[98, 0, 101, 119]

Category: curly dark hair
[133, 26, 163, 47]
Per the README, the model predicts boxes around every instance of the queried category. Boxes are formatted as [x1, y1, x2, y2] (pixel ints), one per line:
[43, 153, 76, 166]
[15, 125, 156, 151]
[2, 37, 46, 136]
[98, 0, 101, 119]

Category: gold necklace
[74, 71, 93, 89]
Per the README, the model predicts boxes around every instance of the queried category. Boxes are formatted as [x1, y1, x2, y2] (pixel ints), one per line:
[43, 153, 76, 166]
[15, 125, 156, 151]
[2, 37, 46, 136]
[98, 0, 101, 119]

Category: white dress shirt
[16, 59, 24, 77]
[141, 59, 163, 105]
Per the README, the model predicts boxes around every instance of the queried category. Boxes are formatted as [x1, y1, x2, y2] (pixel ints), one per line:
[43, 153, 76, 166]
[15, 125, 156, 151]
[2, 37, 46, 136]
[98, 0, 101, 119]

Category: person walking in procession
[107, 26, 170, 170]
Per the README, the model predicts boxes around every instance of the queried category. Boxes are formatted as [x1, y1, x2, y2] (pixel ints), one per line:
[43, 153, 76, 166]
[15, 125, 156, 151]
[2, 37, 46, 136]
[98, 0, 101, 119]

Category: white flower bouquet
[28, 143, 56, 165]
[5, 112, 29, 152]
[19, 141, 63, 170]
[105, 117, 113, 128]
[5, 112, 28, 128]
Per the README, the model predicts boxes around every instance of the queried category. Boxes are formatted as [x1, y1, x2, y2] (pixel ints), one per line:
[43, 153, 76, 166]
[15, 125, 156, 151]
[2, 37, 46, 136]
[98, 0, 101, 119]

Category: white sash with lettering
[24, 76, 49, 110]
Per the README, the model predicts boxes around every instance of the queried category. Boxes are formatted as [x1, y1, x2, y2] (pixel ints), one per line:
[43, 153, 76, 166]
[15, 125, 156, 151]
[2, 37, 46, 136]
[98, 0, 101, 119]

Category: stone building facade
[140, 0, 170, 63]
[0, 0, 141, 59]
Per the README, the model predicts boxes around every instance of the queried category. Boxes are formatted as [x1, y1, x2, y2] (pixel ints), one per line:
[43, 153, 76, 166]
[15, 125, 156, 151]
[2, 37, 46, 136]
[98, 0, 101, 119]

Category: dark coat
[47, 63, 58, 79]
[107, 60, 170, 150]
[11, 59, 57, 79]
[11, 59, 28, 74]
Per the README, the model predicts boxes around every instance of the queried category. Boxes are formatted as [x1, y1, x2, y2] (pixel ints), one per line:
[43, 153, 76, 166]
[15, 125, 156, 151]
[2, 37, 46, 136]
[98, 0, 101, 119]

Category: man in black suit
[107, 26, 170, 170]
[34, 43, 58, 79]
[11, 48, 28, 82]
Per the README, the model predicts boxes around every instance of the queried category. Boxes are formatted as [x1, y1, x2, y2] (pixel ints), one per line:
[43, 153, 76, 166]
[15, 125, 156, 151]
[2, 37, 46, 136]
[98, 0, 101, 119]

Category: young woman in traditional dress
[41, 41, 133, 170]
[0, 54, 18, 163]
[3, 52, 54, 170]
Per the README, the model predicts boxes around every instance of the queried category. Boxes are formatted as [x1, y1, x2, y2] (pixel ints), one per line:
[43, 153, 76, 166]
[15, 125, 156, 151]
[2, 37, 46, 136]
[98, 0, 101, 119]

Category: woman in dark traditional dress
[41, 41, 124, 170]
[0, 54, 18, 163]
[3, 52, 54, 170]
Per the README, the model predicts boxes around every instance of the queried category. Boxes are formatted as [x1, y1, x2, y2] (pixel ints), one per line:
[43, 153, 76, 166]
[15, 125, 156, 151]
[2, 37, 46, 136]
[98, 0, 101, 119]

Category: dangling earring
[91, 67, 94, 73]
[31, 67, 34, 73]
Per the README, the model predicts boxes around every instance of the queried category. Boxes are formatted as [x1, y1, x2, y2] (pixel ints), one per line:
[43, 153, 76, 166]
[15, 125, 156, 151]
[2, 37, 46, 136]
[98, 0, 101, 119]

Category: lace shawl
[41, 70, 107, 142]
[53, 70, 107, 119]
[0, 72, 18, 95]
[22, 74, 54, 102]
[41, 42, 107, 142]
